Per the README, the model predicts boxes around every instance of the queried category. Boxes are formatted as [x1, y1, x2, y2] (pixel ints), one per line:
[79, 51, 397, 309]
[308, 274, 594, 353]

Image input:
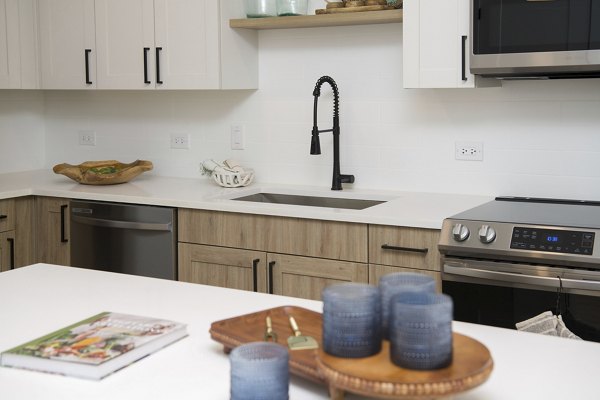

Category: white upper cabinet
[35, 0, 256, 90]
[39, 0, 96, 89]
[95, 0, 154, 90]
[403, 0, 481, 89]
[0, 0, 39, 89]
[154, 0, 220, 89]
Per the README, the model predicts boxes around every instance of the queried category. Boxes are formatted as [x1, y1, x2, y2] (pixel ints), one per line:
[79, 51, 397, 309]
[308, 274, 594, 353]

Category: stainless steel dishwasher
[70, 200, 176, 280]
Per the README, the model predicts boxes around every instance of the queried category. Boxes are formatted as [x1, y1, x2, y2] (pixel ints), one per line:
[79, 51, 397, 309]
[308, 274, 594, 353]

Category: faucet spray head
[310, 127, 321, 155]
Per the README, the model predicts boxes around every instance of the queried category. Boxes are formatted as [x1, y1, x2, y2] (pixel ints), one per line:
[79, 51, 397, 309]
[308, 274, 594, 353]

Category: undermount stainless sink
[232, 193, 386, 210]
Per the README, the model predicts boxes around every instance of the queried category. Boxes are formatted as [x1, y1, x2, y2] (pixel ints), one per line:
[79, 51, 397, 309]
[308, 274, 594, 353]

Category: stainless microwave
[470, 0, 600, 79]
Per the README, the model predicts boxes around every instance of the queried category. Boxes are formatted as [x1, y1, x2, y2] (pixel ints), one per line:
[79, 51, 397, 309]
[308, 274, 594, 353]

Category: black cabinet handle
[461, 35, 468, 82]
[85, 49, 92, 84]
[381, 244, 428, 254]
[0, 215, 7, 220]
[60, 205, 68, 243]
[268, 261, 276, 294]
[143, 47, 151, 84]
[7, 238, 14, 270]
[252, 259, 260, 293]
[156, 47, 163, 84]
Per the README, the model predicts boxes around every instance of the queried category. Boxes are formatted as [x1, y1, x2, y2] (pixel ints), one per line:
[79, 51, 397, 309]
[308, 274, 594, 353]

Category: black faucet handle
[340, 174, 355, 184]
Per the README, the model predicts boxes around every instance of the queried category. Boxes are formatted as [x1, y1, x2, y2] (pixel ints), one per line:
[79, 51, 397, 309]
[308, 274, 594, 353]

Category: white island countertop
[1, 264, 600, 400]
[0, 170, 490, 229]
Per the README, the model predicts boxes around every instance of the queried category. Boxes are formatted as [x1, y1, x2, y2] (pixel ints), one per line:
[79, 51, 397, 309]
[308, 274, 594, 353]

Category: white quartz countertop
[1, 264, 600, 400]
[0, 170, 491, 228]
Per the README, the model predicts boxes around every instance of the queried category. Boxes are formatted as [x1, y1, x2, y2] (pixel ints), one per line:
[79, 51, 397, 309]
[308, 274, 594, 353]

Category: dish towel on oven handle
[516, 311, 581, 340]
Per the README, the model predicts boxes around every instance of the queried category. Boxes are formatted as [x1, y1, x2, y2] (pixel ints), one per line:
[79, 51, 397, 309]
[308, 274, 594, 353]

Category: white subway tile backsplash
[3, 25, 600, 199]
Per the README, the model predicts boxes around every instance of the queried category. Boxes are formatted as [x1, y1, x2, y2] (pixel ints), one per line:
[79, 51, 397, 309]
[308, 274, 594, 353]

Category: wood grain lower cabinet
[369, 263, 442, 291]
[0, 230, 16, 272]
[178, 243, 267, 292]
[369, 225, 440, 271]
[0, 197, 34, 269]
[36, 197, 71, 266]
[268, 253, 368, 301]
[14, 197, 35, 268]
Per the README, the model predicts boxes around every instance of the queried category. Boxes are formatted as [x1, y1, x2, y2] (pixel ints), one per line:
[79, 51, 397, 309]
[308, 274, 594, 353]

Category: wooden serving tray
[317, 334, 493, 399]
[209, 306, 325, 383]
[53, 160, 153, 185]
[209, 306, 493, 399]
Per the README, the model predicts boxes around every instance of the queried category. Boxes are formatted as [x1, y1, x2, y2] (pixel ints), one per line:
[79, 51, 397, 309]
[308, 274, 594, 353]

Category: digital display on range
[510, 227, 595, 255]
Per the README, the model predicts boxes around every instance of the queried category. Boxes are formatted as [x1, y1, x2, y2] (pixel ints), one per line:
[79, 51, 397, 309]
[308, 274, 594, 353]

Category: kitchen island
[1, 264, 599, 400]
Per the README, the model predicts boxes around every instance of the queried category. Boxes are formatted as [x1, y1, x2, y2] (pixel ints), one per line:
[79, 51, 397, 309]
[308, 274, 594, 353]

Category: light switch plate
[231, 125, 244, 150]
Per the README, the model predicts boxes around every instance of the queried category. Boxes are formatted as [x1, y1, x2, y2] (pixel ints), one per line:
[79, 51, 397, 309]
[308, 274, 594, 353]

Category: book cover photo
[0, 311, 188, 380]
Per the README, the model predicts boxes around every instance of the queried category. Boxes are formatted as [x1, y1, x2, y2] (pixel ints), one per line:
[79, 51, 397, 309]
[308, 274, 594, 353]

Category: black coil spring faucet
[311, 76, 355, 190]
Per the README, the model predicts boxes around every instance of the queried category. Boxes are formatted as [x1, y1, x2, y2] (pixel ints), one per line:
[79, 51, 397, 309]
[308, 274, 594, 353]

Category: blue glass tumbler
[322, 283, 382, 358]
[389, 291, 453, 370]
[230, 342, 289, 400]
[379, 272, 436, 339]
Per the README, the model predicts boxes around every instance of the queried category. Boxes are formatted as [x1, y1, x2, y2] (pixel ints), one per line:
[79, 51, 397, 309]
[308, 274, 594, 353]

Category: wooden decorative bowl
[53, 160, 153, 185]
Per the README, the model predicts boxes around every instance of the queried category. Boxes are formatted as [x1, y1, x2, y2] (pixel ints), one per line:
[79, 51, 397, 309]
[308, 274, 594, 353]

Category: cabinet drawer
[0, 199, 15, 233]
[179, 209, 267, 251]
[268, 253, 368, 301]
[178, 209, 368, 263]
[266, 217, 367, 263]
[369, 225, 440, 271]
[178, 243, 267, 293]
[369, 264, 442, 292]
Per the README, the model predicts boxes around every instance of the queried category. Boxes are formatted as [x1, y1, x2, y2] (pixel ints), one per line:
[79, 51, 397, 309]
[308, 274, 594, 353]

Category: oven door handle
[444, 263, 600, 292]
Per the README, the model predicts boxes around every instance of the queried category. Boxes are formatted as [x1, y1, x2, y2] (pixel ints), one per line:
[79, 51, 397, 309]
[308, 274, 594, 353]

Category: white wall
[34, 23, 600, 199]
[0, 90, 45, 173]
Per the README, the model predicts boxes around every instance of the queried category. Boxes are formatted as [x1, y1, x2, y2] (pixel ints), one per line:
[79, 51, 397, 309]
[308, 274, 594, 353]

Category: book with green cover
[0, 311, 188, 380]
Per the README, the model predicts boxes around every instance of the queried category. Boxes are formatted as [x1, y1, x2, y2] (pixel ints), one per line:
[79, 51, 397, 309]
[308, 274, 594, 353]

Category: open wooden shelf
[230, 9, 402, 30]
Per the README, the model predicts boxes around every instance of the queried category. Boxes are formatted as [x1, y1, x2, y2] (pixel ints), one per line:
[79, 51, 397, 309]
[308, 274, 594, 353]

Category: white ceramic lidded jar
[244, 0, 277, 18]
[276, 0, 308, 16]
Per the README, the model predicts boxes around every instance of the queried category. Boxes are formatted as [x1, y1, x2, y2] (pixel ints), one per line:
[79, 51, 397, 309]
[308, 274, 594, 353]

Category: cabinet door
[178, 243, 267, 292]
[268, 253, 368, 301]
[14, 197, 35, 268]
[369, 264, 442, 292]
[0, 0, 21, 88]
[403, 0, 475, 88]
[95, 0, 155, 89]
[0, 198, 15, 233]
[0, 231, 15, 272]
[39, 0, 96, 89]
[154, 0, 220, 89]
[36, 197, 70, 266]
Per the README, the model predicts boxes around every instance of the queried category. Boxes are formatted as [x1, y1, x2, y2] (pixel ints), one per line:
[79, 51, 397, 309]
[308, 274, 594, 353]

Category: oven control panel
[510, 227, 595, 255]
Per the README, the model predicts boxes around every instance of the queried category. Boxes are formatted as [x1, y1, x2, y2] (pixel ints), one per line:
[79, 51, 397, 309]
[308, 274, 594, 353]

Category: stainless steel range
[438, 197, 600, 342]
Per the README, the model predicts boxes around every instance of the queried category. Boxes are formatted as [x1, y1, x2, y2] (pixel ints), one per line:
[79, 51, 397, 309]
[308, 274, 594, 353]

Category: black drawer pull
[7, 238, 14, 270]
[268, 261, 276, 294]
[252, 259, 260, 292]
[0, 215, 7, 220]
[381, 244, 428, 254]
[60, 205, 68, 243]
[156, 47, 163, 84]
[143, 47, 151, 84]
[85, 49, 92, 84]
[461, 35, 468, 82]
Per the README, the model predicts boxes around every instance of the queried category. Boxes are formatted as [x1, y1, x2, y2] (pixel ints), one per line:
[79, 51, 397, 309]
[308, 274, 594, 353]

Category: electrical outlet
[455, 141, 484, 161]
[170, 133, 190, 149]
[231, 125, 244, 150]
[78, 130, 96, 146]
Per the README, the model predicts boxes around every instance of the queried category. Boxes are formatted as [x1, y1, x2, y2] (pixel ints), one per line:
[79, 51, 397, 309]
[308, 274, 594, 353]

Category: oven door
[442, 258, 600, 342]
